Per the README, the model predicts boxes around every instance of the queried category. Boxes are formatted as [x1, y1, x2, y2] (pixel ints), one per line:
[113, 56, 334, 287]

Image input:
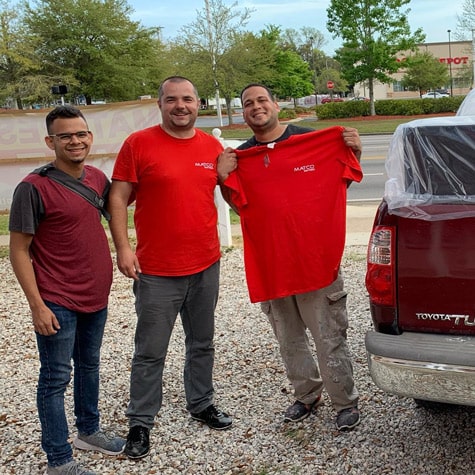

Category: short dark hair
[158, 76, 199, 100]
[240, 83, 275, 102]
[46, 105, 87, 134]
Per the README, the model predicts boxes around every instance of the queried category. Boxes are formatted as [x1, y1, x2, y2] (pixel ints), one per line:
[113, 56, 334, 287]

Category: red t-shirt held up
[225, 127, 363, 303]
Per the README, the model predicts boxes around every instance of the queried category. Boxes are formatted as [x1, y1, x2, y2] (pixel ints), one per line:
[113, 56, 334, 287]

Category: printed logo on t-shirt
[263, 153, 271, 168]
[294, 164, 316, 173]
[195, 162, 214, 169]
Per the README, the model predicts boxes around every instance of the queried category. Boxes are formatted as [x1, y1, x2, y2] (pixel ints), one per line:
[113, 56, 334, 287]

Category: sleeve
[112, 139, 139, 184]
[340, 143, 363, 183]
[223, 167, 248, 210]
[9, 182, 44, 235]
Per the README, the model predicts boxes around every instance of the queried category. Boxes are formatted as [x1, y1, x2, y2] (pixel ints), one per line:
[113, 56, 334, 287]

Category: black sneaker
[190, 404, 232, 430]
[124, 425, 150, 459]
[335, 406, 360, 431]
[283, 395, 323, 422]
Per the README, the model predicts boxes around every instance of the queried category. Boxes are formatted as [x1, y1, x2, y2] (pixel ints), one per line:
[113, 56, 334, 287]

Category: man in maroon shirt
[9, 105, 124, 475]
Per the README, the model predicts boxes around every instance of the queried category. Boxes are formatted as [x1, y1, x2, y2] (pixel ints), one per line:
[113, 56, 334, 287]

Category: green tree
[456, 0, 475, 38]
[401, 51, 450, 96]
[281, 26, 326, 63]
[0, 0, 48, 108]
[327, 0, 425, 115]
[23, 0, 163, 104]
[315, 68, 348, 97]
[174, 0, 254, 125]
[260, 25, 314, 104]
[455, 0, 475, 88]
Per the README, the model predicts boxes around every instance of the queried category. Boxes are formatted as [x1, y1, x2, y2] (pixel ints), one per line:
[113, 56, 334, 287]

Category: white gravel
[1, 245, 475, 475]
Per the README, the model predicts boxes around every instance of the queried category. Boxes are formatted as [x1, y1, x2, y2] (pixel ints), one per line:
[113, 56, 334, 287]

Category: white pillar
[212, 128, 232, 247]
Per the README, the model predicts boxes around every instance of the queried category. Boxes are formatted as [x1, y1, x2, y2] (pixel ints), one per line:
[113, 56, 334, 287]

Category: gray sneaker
[73, 429, 125, 455]
[46, 461, 96, 475]
[284, 395, 323, 422]
[335, 406, 361, 431]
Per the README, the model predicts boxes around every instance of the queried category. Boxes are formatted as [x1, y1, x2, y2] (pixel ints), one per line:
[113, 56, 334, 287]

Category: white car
[456, 89, 475, 116]
[421, 91, 449, 99]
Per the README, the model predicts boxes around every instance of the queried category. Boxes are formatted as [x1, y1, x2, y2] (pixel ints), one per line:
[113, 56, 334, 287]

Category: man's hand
[32, 305, 61, 336]
[116, 247, 141, 280]
[342, 127, 362, 161]
[217, 147, 238, 183]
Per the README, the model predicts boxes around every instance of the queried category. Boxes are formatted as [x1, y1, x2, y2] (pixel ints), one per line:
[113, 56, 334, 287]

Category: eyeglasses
[49, 131, 92, 143]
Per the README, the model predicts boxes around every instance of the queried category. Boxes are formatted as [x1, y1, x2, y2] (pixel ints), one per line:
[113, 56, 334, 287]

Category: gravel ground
[1, 246, 475, 475]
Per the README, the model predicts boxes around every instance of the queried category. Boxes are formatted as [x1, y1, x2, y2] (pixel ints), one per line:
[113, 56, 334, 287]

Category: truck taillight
[366, 226, 396, 306]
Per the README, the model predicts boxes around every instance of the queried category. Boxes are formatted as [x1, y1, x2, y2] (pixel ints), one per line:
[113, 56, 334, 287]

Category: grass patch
[201, 114, 452, 139]
[344, 248, 367, 262]
[0, 213, 8, 235]
[229, 209, 240, 225]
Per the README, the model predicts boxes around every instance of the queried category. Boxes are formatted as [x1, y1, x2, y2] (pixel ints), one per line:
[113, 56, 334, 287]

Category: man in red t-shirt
[108, 76, 232, 460]
[218, 84, 362, 431]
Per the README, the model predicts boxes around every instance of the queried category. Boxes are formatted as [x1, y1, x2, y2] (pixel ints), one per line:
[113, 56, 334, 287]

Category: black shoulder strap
[32, 163, 111, 221]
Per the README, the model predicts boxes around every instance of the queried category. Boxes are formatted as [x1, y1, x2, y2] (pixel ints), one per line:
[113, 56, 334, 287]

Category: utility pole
[472, 29, 475, 89]
[447, 29, 453, 96]
[205, 0, 223, 126]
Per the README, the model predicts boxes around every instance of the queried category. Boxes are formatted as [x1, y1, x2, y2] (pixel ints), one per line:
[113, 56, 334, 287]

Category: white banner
[0, 100, 160, 209]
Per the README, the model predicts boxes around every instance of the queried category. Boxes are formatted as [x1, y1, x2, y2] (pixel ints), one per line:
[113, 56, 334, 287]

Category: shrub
[316, 96, 466, 119]
[278, 108, 297, 120]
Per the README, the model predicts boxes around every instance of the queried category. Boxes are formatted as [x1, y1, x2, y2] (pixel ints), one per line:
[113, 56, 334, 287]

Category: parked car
[365, 115, 475, 407]
[456, 88, 475, 116]
[349, 96, 370, 102]
[421, 91, 450, 99]
[320, 97, 344, 104]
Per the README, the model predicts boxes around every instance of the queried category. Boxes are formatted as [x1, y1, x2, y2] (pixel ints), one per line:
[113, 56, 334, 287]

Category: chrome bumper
[365, 330, 475, 406]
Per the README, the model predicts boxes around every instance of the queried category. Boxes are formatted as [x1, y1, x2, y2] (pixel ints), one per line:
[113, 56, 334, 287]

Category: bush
[294, 106, 310, 114]
[278, 108, 297, 120]
[315, 96, 466, 119]
[198, 108, 232, 116]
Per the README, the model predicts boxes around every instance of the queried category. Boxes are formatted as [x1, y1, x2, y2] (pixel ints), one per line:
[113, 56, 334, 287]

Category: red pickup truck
[365, 115, 475, 407]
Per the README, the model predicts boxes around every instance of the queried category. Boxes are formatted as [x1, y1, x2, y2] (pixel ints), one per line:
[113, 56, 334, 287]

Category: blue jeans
[36, 302, 107, 467]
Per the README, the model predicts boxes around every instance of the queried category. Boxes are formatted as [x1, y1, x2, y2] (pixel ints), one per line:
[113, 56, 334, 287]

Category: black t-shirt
[237, 123, 313, 150]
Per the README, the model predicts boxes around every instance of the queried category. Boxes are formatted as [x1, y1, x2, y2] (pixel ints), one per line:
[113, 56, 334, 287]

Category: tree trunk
[369, 79, 376, 116]
[225, 97, 233, 125]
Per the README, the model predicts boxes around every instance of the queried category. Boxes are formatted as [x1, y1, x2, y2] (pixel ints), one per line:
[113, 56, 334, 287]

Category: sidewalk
[0, 203, 378, 248]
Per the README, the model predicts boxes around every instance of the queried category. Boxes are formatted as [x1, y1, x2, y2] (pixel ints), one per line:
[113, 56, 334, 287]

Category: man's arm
[342, 127, 362, 162]
[9, 231, 60, 336]
[217, 147, 240, 214]
[107, 180, 141, 280]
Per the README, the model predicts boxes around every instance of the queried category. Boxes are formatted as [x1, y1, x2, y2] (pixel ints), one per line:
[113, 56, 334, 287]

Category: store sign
[439, 57, 469, 64]
[396, 56, 469, 65]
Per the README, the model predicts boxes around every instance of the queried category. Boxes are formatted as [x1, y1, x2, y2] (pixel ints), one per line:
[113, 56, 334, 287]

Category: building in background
[354, 41, 473, 100]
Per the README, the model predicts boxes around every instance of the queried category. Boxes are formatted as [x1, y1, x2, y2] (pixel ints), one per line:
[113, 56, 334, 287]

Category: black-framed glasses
[49, 131, 92, 143]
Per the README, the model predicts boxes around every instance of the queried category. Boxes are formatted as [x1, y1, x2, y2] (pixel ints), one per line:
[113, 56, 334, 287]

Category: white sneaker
[46, 460, 96, 475]
[73, 429, 125, 455]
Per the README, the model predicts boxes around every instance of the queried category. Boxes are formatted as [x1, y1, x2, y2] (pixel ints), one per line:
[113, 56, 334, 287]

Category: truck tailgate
[397, 214, 475, 334]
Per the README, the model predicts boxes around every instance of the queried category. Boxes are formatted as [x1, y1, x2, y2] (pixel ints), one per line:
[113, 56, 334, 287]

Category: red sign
[327, 81, 334, 89]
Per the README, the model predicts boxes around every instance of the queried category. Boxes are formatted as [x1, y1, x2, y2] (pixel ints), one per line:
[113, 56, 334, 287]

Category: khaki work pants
[262, 271, 359, 412]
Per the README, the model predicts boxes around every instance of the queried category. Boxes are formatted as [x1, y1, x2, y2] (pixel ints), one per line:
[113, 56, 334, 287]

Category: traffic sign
[327, 81, 334, 89]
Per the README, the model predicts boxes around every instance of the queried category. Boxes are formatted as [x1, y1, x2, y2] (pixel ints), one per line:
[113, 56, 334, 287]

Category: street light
[309, 36, 318, 105]
[472, 29, 475, 89]
[205, 0, 223, 126]
[447, 29, 453, 96]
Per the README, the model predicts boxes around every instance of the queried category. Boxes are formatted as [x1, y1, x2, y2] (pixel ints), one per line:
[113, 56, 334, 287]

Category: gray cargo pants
[262, 270, 359, 412]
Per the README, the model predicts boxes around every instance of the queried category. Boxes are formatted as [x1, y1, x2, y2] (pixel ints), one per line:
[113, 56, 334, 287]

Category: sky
[126, 0, 467, 55]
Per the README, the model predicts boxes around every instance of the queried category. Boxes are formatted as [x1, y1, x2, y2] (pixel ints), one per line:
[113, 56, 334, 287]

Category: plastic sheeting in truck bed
[384, 116, 475, 220]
